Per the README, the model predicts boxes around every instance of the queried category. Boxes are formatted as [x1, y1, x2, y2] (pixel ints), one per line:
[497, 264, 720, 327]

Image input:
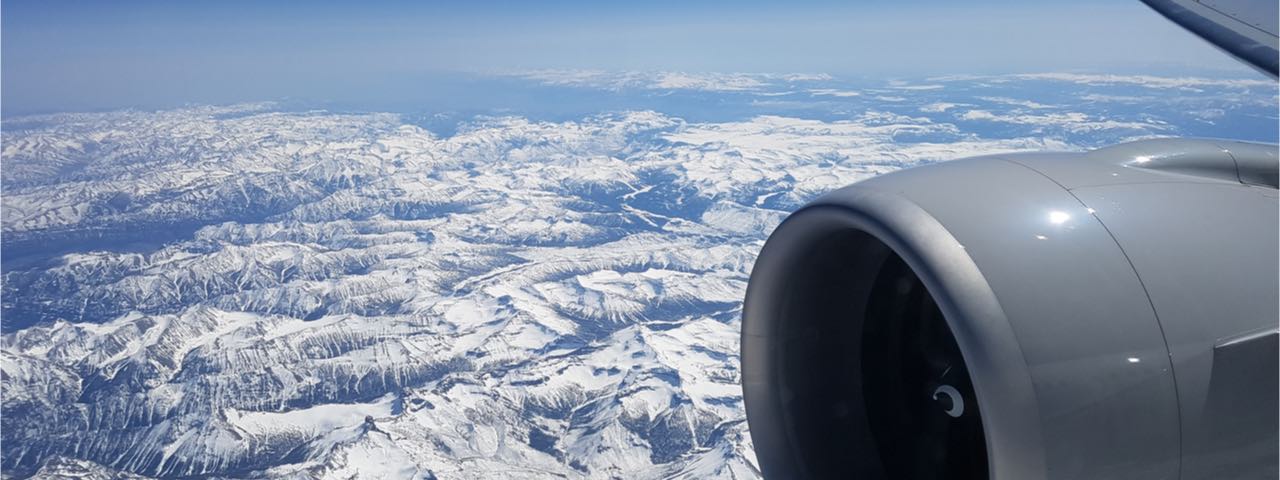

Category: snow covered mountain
[2, 72, 1274, 479]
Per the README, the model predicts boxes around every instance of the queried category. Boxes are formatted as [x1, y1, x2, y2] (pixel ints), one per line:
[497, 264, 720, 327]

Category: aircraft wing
[1142, 0, 1279, 77]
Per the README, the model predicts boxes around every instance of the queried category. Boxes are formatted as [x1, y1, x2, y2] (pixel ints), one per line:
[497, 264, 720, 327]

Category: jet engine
[741, 138, 1278, 479]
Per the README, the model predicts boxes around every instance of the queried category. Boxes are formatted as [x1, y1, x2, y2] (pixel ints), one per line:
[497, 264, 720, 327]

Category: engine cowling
[741, 138, 1278, 479]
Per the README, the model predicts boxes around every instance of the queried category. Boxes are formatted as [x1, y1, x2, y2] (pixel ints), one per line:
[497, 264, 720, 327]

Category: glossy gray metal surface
[742, 190, 1047, 479]
[1222, 141, 1280, 187]
[742, 138, 1279, 479]
[1008, 138, 1279, 189]
[1069, 181, 1279, 479]
[1013, 138, 1279, 478]
[858, 158, 1183, 479]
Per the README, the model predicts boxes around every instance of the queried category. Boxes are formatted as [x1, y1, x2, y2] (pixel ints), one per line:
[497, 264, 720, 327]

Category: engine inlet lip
[742, 184, 1048, 479]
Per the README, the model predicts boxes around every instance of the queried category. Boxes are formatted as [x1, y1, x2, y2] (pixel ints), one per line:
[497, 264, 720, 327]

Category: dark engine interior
[770, 228, 987, 479]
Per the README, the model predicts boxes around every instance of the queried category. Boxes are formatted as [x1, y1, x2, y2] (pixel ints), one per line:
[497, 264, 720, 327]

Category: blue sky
[1, 0, 1263, 115]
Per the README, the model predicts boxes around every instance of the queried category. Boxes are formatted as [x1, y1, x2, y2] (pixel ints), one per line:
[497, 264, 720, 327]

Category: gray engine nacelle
[741, 138, 1278, 479]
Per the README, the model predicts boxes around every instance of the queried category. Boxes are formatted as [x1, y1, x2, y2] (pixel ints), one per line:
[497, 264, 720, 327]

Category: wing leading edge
[1142, 0, 1279, 77]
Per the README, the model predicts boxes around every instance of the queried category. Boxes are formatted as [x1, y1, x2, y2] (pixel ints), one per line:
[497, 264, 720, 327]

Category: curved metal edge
[1140, 0, 1279, 77]
[741, 184, 1048, 480]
